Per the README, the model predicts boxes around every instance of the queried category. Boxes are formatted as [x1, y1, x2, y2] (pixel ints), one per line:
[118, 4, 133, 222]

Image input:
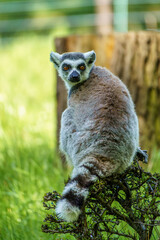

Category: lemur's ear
[50, 52, 61, 69]
[84, 50, 96, 65]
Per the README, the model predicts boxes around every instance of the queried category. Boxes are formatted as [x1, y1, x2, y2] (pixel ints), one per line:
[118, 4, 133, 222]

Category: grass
[0, 34, 159, 240]
[0, 34, 70, 240]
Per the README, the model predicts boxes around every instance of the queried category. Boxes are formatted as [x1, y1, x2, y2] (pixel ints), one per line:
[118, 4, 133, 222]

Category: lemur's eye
[63, 65, 70, 71]
[78, 65, 86, 71]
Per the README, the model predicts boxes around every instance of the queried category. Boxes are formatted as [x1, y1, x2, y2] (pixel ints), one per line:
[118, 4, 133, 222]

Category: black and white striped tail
[56, 161, 104, 222]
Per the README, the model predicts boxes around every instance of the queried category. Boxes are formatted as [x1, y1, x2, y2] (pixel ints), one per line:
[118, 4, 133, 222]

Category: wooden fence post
[95, 0, 113, 34]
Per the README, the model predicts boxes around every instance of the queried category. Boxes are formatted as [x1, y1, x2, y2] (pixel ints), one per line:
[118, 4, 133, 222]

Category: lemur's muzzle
[69, 70, 80, 83]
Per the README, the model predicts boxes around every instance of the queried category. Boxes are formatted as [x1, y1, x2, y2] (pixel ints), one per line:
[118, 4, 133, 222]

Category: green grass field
[0, 34, 159, 240]
[0, 35, 70, 240]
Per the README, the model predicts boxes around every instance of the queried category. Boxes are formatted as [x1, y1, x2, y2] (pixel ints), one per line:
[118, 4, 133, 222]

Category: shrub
[42, 158, 160, 240]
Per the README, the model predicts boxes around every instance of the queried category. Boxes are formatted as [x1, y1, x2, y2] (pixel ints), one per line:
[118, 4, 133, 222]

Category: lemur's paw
[56, 199, 81, 222]
[137, 147, 148, 163]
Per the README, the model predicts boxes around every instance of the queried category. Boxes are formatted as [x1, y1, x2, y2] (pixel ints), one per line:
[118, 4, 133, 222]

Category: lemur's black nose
[69, 71, 80, 82]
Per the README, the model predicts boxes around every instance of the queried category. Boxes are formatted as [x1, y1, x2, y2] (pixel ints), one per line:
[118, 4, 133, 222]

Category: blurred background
[0, 0, 160, 38]
[0, 0, 160, 240]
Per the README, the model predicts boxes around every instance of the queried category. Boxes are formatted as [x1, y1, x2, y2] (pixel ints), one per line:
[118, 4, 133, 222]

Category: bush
[42, 159, 160, 240]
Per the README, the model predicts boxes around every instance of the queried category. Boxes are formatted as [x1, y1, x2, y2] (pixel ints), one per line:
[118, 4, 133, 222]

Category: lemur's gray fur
[50, 50, 139, 222]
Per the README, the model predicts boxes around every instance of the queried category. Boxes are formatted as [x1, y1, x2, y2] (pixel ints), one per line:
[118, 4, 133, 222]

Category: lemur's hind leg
[136, 147, 148, 163]
[55, 157, 120, 222]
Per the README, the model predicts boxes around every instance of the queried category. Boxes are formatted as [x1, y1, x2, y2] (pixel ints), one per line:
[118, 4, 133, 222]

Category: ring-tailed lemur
[50, 50, 146, 222]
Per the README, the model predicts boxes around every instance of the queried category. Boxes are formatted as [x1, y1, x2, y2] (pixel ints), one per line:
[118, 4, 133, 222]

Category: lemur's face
[50, 51, 96, 90]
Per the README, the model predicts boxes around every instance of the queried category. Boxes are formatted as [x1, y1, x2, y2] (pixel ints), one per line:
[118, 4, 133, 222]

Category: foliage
[42, 159, 160, 240]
